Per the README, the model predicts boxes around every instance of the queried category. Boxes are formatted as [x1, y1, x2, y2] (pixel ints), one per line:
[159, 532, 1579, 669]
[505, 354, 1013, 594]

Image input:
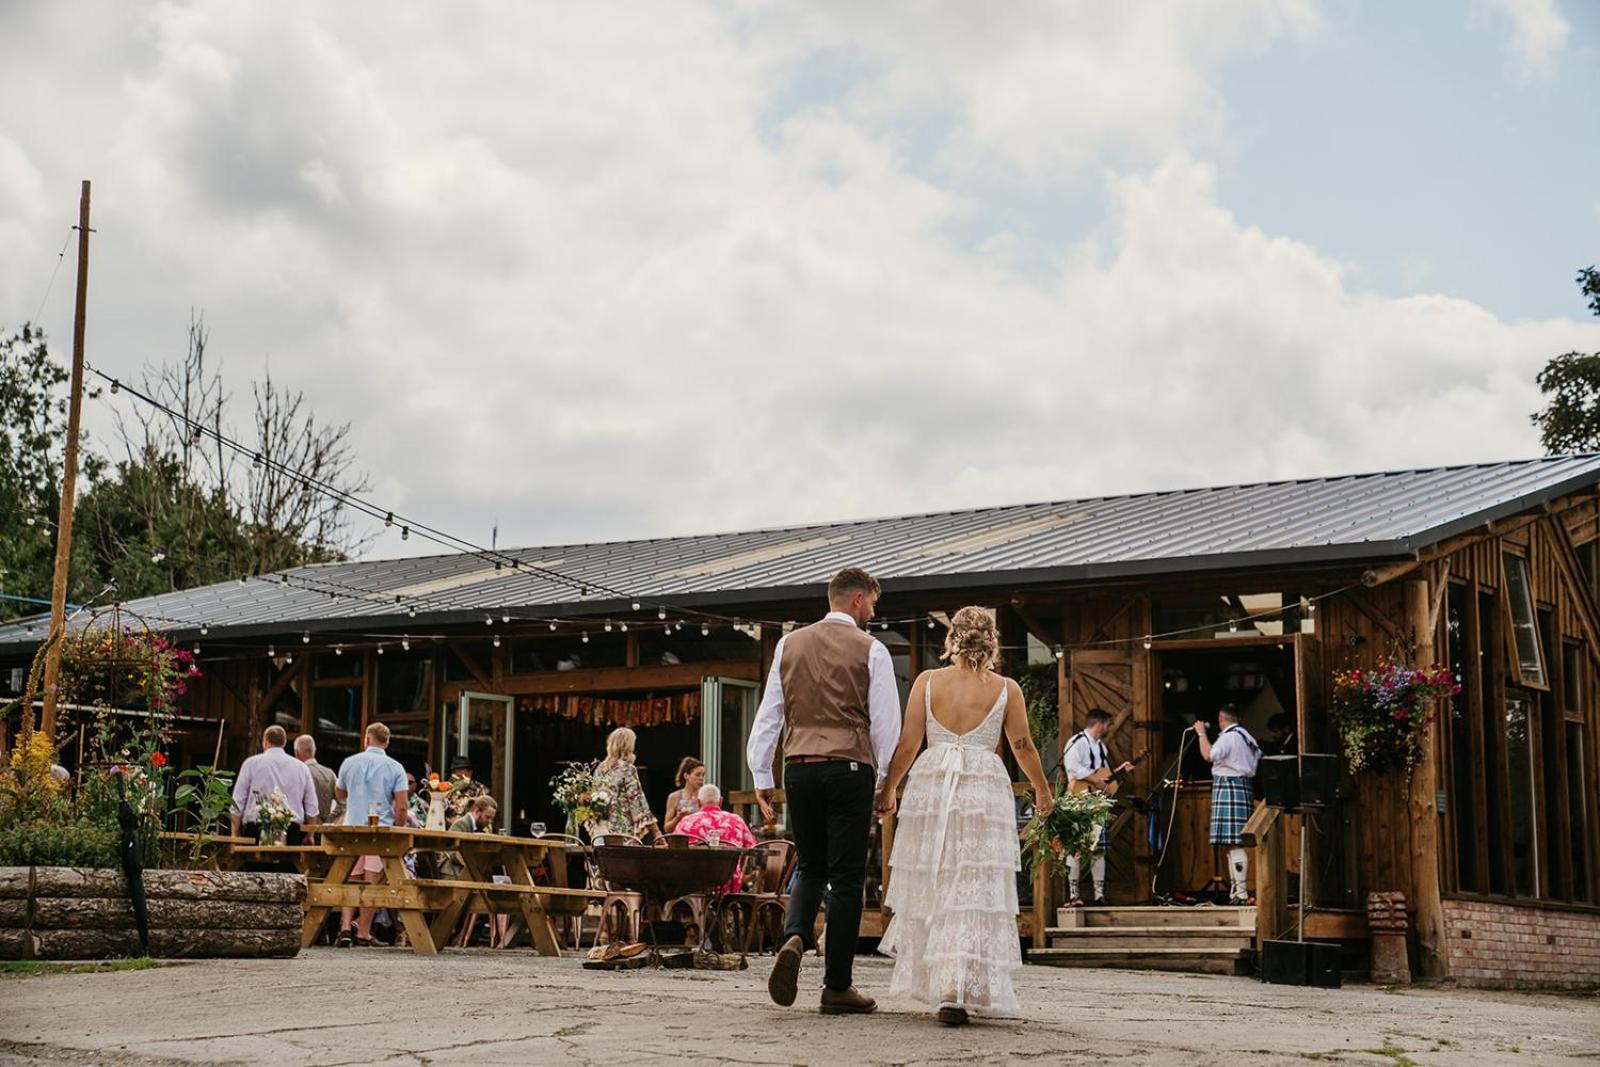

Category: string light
[657, 607, 667, 621]
[376, 644, 385, 655]
[302, 631, 311, 644]
[267, 644, 276, 657]
[384, 512, 394, 527]
[238, 576, 248, 586]
[604, 622, 613, 632]
[701, 623, 710, 636]
[199, 624, 208, 636]
[401, 636, 411, 651]
[663, 624, 671, 635]
[501, 612, 511, 624]
[400, 526, 410, 541]
[483, 615, 492, 626]
[285, 652, 293, 665]
[1054, 645, 1064, 660]
[493, 634, 501, 648]
[408, 607, 418, 618]
[632, 600, 641, 612]
[548, 621, 557, 631]
[581, 632, 590, 644]
[1143, 636, 1153, 650]
[252, 453, 263, 469]
[192, 644, 201, 655]
[110, 379, 120, 395]
[620, 622, 629, 632]
[927, 617, 936, 629]
[334, 644, 344, 656]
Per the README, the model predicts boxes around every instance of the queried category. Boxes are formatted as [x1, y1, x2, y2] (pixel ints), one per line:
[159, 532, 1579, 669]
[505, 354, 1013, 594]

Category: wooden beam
[1009, 602, 1057, 651]
[1406, 578, 1448, 978]
[447, 644, 492, 690]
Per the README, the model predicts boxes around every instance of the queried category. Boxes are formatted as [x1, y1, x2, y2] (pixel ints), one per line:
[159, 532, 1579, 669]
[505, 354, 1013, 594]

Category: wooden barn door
[1067, 649, 1153, 901]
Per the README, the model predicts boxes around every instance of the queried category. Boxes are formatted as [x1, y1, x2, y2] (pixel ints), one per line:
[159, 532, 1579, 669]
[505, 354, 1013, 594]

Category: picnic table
[230, 844, 333, 879]
[301, 825, 599, 956]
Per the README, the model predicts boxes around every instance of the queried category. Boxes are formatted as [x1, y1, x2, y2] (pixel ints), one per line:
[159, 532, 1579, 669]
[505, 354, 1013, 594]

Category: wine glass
[530, 821, 547, 838]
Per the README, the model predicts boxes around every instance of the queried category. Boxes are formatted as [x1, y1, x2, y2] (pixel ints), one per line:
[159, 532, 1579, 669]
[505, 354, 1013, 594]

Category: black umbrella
[115, 774, 151, 956]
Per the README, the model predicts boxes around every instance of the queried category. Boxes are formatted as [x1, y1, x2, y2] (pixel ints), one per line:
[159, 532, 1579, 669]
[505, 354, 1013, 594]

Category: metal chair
[587, 833, 646, 945]
[719, 840, 799, 957]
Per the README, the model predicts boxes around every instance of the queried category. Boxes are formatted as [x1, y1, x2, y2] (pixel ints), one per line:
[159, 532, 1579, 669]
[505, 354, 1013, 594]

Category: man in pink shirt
[677, 784, 757, 893]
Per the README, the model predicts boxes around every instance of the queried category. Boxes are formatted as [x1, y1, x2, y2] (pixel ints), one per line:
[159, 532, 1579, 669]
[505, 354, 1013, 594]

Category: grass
[0, 957, 162, 978]
[1359, 1037, 1417, 1067]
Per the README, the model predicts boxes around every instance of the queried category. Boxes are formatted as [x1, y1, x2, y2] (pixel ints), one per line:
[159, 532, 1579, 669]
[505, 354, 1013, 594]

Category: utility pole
[38, 180, 92, 740]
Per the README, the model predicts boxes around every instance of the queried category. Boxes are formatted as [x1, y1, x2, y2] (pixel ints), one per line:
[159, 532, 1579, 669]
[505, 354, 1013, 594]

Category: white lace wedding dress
[880, 678, 1021, 1016]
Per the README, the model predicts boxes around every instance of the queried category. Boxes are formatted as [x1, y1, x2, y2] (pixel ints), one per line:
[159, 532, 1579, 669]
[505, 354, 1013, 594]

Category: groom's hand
[757, 789, 777, 823]
[874, 785, 896, 818]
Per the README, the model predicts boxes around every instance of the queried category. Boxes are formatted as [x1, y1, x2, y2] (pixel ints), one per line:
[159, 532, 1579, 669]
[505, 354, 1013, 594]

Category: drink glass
[706, 829, 723, 847]
[530, 822, 547, 838]
[367, 802, 380, 828]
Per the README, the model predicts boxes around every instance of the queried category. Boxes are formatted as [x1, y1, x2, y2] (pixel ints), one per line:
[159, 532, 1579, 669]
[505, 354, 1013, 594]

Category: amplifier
[1260, 938, 1343, 988]
[1299, 753, 1339, 808]
[1256, 755, 1299, 809]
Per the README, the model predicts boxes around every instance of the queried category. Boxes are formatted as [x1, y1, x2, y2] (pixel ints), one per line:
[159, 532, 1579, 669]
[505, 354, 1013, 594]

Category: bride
[876, 606, 1053, 1026]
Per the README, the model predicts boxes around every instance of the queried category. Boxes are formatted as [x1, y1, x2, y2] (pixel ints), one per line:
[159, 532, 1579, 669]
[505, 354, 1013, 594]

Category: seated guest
[677, 784, 757, 892]
[662, 757, 705, 833]
[1266, 712, 1298, 757]
[405, 771, 429, 827]
[449, 797, 506, 948]
[231, 725, 319, 844]
[444, 755, 490, 822]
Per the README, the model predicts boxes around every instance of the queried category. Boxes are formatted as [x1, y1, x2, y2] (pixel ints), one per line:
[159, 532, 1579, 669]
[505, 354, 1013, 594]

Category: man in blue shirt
[333, 722, 410, 946]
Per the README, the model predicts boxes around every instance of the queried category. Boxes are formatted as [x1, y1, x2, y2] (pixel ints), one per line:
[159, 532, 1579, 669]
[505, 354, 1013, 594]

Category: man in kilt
[1194, 704, 1262, 904]
[1062, 708, 1134, 906]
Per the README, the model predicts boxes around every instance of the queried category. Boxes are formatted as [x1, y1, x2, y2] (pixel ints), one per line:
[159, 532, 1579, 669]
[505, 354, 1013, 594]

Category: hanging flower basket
[1330, 659, 1460, 775]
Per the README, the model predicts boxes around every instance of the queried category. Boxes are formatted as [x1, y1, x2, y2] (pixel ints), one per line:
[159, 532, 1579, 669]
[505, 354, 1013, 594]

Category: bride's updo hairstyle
[941, 606, 999, 672]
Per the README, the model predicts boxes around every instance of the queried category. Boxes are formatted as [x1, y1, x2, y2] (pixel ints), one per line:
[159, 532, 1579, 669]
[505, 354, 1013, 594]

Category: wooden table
[230, 844, 333, 879]
[591, 844, 753, 963]
[301, 825, 585, 956]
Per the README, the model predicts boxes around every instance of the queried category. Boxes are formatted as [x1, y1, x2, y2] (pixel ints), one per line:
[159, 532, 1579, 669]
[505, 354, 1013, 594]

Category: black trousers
[781, 759, 875, 992]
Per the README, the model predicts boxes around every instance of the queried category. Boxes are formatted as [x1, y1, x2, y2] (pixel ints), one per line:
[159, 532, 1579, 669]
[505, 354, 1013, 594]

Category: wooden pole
[38, 180, 92, 741]
[1405, 578, 1448, 978]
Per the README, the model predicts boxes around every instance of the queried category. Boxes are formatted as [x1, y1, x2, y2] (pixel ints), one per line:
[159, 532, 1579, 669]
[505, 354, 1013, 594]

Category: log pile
[0, 867, 306, 960]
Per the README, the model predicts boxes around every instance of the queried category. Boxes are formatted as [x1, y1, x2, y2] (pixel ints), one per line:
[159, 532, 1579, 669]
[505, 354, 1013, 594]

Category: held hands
[756, 789, 777, 823]
[874, 784, 897, 818]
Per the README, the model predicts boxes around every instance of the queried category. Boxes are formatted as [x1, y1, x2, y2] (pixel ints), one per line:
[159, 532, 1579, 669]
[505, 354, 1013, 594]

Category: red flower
[151, 751, 167, 768]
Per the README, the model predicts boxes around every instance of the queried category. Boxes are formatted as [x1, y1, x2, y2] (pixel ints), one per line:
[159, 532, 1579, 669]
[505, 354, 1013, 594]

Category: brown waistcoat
[778, 619, 876, 765]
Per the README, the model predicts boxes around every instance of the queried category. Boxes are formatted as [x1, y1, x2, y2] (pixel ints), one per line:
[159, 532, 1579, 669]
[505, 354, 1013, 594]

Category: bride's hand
[1034, 790, 1054, 818]
[874, 785, 897, 818]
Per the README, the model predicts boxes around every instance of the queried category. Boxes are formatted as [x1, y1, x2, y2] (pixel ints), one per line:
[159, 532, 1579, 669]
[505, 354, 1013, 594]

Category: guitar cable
[1150, 728, 1193, 903]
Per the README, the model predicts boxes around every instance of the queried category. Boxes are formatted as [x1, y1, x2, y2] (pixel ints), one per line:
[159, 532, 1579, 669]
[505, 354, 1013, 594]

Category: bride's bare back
[924, 665, 1009, 736]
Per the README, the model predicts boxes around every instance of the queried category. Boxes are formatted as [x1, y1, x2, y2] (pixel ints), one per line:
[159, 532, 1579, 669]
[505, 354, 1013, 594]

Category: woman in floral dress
[586, 727, 661, 843]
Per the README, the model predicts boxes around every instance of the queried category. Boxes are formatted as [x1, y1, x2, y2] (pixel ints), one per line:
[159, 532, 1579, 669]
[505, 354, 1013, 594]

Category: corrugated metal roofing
[3, 455, 1597, 646]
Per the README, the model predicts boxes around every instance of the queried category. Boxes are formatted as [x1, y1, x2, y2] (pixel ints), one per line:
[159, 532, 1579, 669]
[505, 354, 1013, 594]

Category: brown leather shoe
[819, 986, 877, 1015]
[936, 1006, 969, 1026]
[768, 935, 804, 1007]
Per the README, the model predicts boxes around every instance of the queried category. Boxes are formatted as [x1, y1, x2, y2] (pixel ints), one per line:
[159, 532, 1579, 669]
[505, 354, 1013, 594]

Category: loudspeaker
[1260, 939, 1343, 988]
[1299, 753, 1338, 808]
[1256, 755, 1299, 809]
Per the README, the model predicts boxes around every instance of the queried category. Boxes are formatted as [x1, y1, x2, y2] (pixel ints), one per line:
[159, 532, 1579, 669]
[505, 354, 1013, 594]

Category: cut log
[33, 926, 301, 959]
[31, 897, 301, 932]
[21, 867, 305, 904]
[0, 899, 28, 926]
[0, 869, 31, 899]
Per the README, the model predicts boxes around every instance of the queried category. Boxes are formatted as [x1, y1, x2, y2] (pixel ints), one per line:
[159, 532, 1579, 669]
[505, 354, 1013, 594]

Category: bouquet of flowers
[1020, 784, 1115, 878]
[254, 787, 296, 844]
[1331, 658, 1460, 775]
[549, 761, 613, 828]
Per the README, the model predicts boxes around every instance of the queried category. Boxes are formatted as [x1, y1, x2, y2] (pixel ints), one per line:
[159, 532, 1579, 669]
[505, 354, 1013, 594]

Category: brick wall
[1442, 898, 1600, 989]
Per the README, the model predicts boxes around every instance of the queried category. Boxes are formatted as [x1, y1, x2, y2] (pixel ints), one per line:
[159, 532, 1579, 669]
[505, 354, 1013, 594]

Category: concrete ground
[0, 949, 1595, 1066]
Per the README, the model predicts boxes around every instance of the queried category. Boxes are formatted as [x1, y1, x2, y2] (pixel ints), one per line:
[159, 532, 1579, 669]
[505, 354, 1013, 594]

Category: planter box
[0, 867, 306, 960]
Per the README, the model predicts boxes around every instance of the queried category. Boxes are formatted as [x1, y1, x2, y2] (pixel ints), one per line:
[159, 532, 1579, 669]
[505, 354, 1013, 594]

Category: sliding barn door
[1067, 649, 1153, 901]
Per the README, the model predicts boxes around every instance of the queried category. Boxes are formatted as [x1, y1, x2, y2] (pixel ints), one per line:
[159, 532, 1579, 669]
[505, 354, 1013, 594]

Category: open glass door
[458, 692, 515, 833]
[699, 677, 761, 791]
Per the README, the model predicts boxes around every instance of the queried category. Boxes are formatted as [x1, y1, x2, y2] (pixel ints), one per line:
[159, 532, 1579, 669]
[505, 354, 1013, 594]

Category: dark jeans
[782, 759, 875, 991]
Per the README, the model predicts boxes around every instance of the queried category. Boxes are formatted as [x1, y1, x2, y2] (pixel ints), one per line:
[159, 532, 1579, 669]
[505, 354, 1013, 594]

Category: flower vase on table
[254, 787, 296, 848]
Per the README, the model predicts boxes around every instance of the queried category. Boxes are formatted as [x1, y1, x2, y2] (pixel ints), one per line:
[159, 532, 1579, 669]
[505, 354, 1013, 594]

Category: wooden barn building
[4, 455, 1600, 987]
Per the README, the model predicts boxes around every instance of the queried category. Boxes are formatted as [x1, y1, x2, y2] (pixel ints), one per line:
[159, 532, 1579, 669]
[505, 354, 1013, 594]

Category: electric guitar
[1067, 749, 1150, 797]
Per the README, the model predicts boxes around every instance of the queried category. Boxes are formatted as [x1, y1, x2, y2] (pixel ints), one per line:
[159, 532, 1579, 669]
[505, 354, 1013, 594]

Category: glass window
[1563, 641, 1583, 715]
[1503, 555, 1547, 686]
[1567, 722, 1591, 902]
[636, 627, 760, 666]
[509, 632, 626, 672]
[313, 652, 362, 680]
[314, 684, 363, 771]
[1480, 591, 1508, 895]
[375, 651, 430, 717]
[1505, 691, 1540, 898]
[1446, 584, 1480, 892]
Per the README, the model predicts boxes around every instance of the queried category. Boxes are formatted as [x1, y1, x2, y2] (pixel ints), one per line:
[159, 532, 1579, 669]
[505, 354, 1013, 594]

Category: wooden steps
[1026, 905, 1256, 975]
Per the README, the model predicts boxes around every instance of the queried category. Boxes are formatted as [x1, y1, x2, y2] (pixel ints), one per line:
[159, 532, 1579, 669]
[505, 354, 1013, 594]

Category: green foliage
[1532, 266, 1600, 454]
[1017, 662, 1059, 755]
[1020, 782, 1114, 875]
[171, 765, 237, 865]
[0, 958, 160, 977]
[0, 814, 121, 868]
[0, 325, 101, 620]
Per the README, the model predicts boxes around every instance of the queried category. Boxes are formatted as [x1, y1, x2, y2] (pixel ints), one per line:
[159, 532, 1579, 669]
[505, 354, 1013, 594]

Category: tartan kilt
[1208, 775, 1254, 845]
[1092, 820, 1110, 852]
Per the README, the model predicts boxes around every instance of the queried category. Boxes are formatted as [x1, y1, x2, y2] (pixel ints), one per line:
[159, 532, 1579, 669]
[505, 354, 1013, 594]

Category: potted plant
[1330, 658, 1460, 776]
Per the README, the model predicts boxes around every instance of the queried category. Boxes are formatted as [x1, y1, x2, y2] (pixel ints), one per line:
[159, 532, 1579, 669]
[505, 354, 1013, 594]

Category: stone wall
[0, 867, 305, 960]
[1442, 897, 1600, 989]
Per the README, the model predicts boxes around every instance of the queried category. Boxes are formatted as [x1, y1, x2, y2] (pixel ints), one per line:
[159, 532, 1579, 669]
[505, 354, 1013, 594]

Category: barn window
[1503, 555, 1547, 688]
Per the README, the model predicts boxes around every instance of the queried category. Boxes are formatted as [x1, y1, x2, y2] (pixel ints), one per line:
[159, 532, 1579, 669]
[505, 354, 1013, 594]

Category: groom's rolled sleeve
[867, 640, 902, 787]
[746, 638, 788, 790]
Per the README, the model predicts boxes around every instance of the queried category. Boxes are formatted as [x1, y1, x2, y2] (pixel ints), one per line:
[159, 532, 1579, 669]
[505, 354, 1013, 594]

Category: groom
[746, 566, 902, 1014]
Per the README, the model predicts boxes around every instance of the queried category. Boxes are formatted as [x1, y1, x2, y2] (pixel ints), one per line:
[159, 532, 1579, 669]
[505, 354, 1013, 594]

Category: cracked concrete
[0, 949, 1595, 1066]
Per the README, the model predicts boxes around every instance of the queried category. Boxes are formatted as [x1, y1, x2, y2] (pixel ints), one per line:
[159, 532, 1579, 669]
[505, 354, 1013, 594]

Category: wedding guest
[449, 796, 506, 948]
[586, 727, 660, 843]
[294, 734, 338, 838]
[231, 725, 319, 843]
[662, 757, 705, 833]
[443, 755, 490, 822]
[677, 784, 757, 892]
[333, 722, 409, 947]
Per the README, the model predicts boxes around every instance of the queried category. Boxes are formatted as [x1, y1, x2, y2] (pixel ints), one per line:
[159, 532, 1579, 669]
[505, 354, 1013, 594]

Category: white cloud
[0, 2, 1594, 556]
[1478, 0, 1570, 79]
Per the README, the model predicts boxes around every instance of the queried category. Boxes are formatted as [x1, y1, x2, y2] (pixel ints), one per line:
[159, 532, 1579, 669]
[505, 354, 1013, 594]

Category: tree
[0, 325, 101, 621]
[90, 312, 368, 595]
[1532, 267, 1600, 454]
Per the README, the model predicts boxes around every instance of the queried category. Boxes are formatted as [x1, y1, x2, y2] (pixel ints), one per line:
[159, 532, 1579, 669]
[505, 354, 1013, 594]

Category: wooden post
[38, 180, 92, 740]
[1405, 578, 1448, 978]
[1243, 805, 1284, 945]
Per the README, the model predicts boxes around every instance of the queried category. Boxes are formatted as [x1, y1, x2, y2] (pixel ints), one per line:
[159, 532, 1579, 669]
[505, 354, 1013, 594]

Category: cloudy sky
[3, 1, 1599, 558]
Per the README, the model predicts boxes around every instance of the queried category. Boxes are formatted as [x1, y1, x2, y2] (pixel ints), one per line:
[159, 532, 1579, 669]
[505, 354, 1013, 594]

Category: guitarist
[1062, 708, 1134, 906]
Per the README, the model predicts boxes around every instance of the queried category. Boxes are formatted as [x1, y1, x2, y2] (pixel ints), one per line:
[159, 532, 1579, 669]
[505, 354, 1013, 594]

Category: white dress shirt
[1063, 731, 1110, 782]
[746, 611, 902, 789]
[1208, 724, 1262, 778]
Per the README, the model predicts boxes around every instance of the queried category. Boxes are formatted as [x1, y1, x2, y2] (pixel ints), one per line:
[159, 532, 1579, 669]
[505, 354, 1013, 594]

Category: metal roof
[3, 455, 1598, 646]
